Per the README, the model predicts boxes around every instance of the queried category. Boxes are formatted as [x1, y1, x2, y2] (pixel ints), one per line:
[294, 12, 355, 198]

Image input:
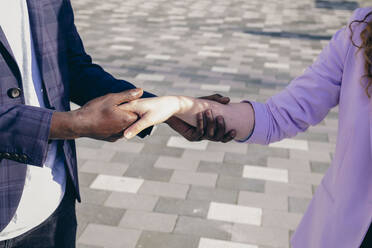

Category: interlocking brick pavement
[70, 0, 370, 247]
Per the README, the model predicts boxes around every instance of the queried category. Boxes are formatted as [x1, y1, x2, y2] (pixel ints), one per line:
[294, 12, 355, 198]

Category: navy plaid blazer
[0, 0, 154, 232]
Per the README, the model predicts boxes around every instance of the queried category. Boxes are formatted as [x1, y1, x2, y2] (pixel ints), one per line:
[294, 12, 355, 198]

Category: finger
[214, 116, 226, 141]
[195, 112, 205, 138]
[222, 130, 237, 143]
[205, 109, 215, 138]
[110, 88, 143, 105]
[200, 94, 230, 104]
[124, 115, 152, 139]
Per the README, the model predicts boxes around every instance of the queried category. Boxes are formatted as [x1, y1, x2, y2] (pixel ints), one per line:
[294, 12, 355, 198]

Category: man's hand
[166, 94, 236, 143]
[49, 89, 143, 142]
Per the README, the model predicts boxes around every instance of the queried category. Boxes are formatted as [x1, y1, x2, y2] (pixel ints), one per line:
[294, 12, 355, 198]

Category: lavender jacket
[247, 7, 372, 248]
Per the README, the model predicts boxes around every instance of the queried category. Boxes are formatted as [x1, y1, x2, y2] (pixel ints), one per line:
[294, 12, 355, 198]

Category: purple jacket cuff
[237, 101, 269, 145]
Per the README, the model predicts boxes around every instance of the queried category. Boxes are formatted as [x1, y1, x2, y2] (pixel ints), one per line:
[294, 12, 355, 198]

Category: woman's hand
[119, 96, 182, 139]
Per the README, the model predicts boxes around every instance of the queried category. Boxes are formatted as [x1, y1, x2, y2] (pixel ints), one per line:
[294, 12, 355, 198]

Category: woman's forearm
[175, 96, 255, 140]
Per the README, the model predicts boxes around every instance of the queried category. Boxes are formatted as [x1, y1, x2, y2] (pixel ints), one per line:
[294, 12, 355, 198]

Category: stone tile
[167, 136, 208, 150]
[105, 192, 158, 211]
[288, 171, 324, 186]
[231, 224, 289, 248]
[120, 210, 177, 232]
[199, 238, 258, 248]
[243, 165, 288, 183]
[182, 150, 224, 163]
[78, 172, 98, 187]
[238, 191, 288, 211]
[80, 187, 111, 205]
[174, 216, 232, 240]
[90, 175, 144, 193]
[267, 157, 310, 172]
[154, 156, 200, 171]
[198, 162, 243, 178]
[207, 142, 247, 154]
[310, 161, 330, 174]
[269, 139, 308, 151]
[200, 84, 231, 92]
[80, 160, 129, 176]
[262, 209, 302, 230]
[170, 171, 218, 187]
[188, 186, 238, 204]
[155, 197, 210, 218]
[290, 150, 331, 163]
[135, 73, 165, 81]
[102, 140, 144, 153]
[207, 202, 262, 226]
[137, 231, 199, 248]
[76, 203, 125, 226]
[288, 197, 312, 214]
[265, 181, 313, 198]
[78, 224, 141, 248]
[76, 147, 115, 162]
[217, 175, 265, 193]
[139, 180, 189, 199]
[125, 163, 174, 182]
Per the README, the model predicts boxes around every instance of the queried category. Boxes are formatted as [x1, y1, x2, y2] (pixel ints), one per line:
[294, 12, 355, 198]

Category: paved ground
[71, 0, 370, 247]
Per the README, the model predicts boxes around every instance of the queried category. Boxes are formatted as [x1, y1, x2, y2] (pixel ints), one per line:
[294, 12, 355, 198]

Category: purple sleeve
[242, 23, 353, 145]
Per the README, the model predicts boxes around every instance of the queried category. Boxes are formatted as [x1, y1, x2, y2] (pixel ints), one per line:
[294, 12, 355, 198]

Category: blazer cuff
[237, 101, 270, 145]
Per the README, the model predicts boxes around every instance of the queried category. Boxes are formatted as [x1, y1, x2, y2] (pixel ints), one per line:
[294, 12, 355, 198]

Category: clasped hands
[50, 88, 236, 143]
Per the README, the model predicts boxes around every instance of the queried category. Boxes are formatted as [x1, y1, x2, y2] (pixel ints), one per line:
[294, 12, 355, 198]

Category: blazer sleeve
[0, 104, 54, 166]
[244, 14, 356, 145]
[62, 0, 155, 137]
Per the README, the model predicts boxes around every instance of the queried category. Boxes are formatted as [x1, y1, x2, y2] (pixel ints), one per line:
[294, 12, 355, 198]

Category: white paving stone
[201, 84, 231, 92]
[167, 136, 208, 150]
[110, 44, 133, 51]
[135, 73, 165, 81]
[199, 238, 258, 248]
[90, 175, 144, 193]
[145, 54, 171, 60]
[269, 138, 309, 151]
[212, 67, 238, 74]
[207, 202, 262, 226]
[243, 165, 288, 183]
[198, 51, 222, 57]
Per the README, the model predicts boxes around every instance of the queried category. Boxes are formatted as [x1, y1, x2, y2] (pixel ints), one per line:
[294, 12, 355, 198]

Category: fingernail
[125, 132, 133, 139]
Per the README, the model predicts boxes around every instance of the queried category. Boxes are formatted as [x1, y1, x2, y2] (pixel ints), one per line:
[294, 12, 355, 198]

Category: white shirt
[0, 0, 67, 240]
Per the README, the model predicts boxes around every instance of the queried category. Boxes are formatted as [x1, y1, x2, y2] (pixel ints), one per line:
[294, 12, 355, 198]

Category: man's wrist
[49, 110, 82, 140]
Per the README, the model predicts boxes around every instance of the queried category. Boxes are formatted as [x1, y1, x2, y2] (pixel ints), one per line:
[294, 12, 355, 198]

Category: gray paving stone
[170, 171, 218, 187]
[120, 210, 178, 233]
[310, 161, 330, 174]
[174, 216, 232, 240]
[80, 160, 129, 176]
[78, 224, 141, 248]
[262, 209, 302, 230]
[136, 231, 199, 248]
[105, 192, 159, 211]
[187, 186, 238, 204]
[231, 224, 289, 248]
[80, 187, 111, 205]
[217, 175, 265, 193]
[155, 197, 210, 218]
[76, 203, 125, 226]
[139, 180, 189, 199]
[197, 161, 243, 178]
[238, 191, 288, 211]
[288, 197, 312, 214]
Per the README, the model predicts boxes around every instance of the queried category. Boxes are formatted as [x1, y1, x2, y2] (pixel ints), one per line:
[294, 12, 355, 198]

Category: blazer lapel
[0, 26, 16, 59]
[0, 26, 22, 83]
[26, 0, 56, 107]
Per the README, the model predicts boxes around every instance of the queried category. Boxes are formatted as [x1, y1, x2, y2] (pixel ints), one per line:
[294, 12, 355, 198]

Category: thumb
[111, 88, 143, 105]
[124, 115, 152, 139]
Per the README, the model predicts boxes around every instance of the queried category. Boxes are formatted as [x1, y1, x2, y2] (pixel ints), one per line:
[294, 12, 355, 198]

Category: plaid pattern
[0, 0, 153, 232]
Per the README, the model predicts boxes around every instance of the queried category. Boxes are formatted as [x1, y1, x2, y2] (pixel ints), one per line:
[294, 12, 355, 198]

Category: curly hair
[349, 11, 372, 97]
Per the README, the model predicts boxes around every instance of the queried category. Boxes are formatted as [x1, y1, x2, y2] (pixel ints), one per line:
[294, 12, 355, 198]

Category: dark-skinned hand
[166, 94, 236, 143]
